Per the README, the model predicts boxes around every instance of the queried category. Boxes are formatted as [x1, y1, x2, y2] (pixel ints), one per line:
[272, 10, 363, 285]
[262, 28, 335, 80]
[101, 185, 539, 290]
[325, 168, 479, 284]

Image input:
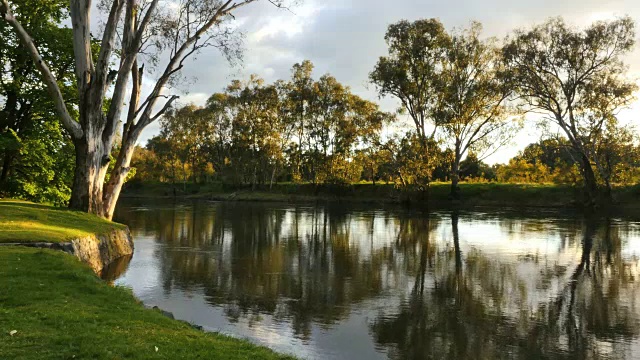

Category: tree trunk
[579, 153, 599, 207]
[252, 163, 257, 191]
[398, 171, 407, 187]
[450, 145, 461, 200]
[69, 134, 108, 215]
[371, 164, 376, 186]
[270, 165, 276, 190]
[450, 160, 460, 200]
[182, 162, 187, 192]
[0, 153, 13, 185]
[451, 212, 462, 274]
[103, 136, 137, 220]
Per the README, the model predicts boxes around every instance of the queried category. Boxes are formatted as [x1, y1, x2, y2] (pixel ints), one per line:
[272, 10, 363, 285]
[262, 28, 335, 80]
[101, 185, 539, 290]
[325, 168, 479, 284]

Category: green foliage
[370, 19, 521, 196]
[0, 0, 76, 205]
[135, 62, 392, 188]
[370, 19, 450, 139]
[0, 116, 75, 205]
[459, 152, 497, 181]
[2, 9, 640, 204]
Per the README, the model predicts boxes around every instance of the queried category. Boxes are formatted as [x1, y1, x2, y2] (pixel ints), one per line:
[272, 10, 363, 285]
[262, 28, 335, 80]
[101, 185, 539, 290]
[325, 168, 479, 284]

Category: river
[112, 200, 640, 359]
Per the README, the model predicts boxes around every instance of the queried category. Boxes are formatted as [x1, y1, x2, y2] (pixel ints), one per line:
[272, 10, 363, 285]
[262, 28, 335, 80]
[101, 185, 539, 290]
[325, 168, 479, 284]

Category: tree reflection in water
[115, 201, 640, 359]
[372, 212, 640, 359]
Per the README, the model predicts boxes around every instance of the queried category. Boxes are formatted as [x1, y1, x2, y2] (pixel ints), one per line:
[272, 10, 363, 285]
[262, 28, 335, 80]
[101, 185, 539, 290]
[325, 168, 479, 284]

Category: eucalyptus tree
[1, 0, 293, 218]
[288, 60, 315, 181]
[369, 19, 451, 187]
[203, 92, 234, 179]
[270, 79, 297, 187]
[160, 104, 215, 184]
[225, 75, 282, 186]
[370, 19, 450, 140]
[591, 125, 640, 193]
[434, 22, 518, 199]
[306, 74, 347, 183]
[501, 16, 637, 205]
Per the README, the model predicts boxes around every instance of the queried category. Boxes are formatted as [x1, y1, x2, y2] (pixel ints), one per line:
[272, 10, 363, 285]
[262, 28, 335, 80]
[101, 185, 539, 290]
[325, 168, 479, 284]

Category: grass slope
[0, 247, 294, 360]
[0, 199, 126, 243]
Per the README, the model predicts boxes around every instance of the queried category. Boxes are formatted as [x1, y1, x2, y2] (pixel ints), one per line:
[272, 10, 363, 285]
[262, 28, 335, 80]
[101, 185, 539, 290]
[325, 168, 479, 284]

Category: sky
[135, 0, 640, 164]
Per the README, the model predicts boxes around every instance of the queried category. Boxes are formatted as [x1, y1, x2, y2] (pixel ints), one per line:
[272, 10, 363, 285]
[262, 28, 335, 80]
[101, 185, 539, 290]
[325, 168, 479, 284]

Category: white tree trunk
[2, 0, 272, 217]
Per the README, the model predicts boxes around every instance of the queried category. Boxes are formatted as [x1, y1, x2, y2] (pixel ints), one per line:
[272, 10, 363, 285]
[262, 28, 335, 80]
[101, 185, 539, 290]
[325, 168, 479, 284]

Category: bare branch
[95, 0, 126, 92]
[70, 0, 94, 93]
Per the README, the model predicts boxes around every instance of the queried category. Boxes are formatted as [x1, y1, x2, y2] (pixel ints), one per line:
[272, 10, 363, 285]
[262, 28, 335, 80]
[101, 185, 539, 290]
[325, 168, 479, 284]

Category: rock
[69, 228, 134, 273]
[152, 306, 175, 320]
[0, 228, 134, 274]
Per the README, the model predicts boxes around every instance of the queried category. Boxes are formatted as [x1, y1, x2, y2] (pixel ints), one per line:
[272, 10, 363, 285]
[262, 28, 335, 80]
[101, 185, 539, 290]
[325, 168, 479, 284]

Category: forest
[1, 0, 639, 216]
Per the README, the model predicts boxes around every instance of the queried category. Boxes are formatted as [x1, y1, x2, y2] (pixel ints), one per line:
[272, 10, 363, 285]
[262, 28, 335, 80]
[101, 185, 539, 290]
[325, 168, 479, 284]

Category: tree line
[132, 17, 640, 204]
[0, 0, 638, 216]
[138, 67, 391, 188]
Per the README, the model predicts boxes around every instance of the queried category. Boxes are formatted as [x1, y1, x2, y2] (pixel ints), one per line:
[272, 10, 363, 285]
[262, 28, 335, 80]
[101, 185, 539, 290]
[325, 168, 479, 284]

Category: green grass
[0, 199, 127, 243]
[0, 246, 294, 359]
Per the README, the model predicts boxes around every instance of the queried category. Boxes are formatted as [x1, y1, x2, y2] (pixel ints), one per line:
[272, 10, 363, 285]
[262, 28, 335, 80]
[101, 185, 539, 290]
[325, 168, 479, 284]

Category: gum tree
[501, 16, 637, 206]
[370, 19, 451, 187]
[1, 0, 292, 218]
[434, 22, 518, 199]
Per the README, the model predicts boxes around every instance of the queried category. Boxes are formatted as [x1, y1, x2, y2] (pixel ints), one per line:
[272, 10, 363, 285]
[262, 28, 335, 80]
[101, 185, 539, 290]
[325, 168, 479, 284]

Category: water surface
[113, 200, 640, 359]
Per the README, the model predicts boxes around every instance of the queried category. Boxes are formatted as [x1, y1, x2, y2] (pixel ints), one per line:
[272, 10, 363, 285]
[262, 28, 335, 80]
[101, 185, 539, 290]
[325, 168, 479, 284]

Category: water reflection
[372, 213, 640, 359]
[100, 254, 132, 284]
[114, 201, 640, 359]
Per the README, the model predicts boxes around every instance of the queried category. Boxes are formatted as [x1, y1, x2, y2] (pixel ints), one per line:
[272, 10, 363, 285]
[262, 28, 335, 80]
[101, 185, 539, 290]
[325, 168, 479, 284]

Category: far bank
[121, 182, 640, 210]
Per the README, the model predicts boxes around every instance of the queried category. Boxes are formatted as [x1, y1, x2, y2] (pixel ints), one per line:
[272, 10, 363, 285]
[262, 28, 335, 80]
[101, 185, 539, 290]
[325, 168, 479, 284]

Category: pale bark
[2, 0, 280, 218]
[103, 62, 143, 218]
[102, 0, 251, 219]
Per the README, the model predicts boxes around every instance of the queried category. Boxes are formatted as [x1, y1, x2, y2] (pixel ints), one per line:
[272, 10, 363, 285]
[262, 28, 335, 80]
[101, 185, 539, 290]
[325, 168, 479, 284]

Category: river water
[112, 200, 640, 359]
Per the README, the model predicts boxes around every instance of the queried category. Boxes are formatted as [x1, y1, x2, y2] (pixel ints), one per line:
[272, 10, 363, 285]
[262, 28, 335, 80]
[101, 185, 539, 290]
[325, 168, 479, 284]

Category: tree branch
[70, 0, 94, 93]
[95, 0, 125, 93]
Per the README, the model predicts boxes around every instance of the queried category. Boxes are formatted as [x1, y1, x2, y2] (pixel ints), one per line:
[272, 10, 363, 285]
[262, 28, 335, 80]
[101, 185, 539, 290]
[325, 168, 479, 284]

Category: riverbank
[0, 199, 133, 272]
[121, 182, 640, 210]
[0, 247, 294, 359]
[0, 200, 294, 359]
[0, 199, 127, 243]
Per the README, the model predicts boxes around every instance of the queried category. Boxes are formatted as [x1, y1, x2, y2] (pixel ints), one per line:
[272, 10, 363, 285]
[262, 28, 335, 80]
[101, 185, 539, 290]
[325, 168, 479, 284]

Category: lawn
[0, 246, 294, 359]
[0, 199, 127, 243]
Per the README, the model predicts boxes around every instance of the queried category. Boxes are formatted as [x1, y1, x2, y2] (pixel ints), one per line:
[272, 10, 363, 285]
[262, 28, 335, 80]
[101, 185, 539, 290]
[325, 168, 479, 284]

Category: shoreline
[0, 200, 295, 359]
[120, 182, 640, 213]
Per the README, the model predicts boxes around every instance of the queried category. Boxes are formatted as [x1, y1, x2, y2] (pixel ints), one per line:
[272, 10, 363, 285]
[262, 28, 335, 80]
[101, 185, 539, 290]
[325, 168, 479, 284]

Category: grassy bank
[0, 247, 293, 359]
[0, 200, 293, 359]
[0, 199, 126, 243]
[121, 181, 640, 209]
